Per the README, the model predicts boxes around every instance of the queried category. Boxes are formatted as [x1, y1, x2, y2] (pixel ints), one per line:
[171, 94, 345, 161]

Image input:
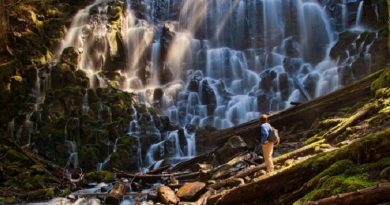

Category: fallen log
[146, 165, 170, 174]
[304, 183, 390, 205]
[324, 105, 374, 142]
[113, 168, 199, 182]
[169, 149, 215, 172]
[210, 178, 245, 190]
[212, 128, 390, 205]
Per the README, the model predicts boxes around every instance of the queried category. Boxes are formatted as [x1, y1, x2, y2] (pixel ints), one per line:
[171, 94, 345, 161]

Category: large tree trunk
[0, 0, 8, 52]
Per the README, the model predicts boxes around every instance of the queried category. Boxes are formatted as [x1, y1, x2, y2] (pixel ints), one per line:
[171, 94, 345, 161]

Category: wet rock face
[259, 69, 277, 93]
[338, 65, 354, 86]
[303, 73, 320, 99]
[156, 24, 176, 85]
[278, 72, 292, 101]
[60, 47, 81, 69]
[200, 80, 217, 116]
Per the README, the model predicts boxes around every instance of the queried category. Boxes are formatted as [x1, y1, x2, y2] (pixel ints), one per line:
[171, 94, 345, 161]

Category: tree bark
[304, 183, 390, 205]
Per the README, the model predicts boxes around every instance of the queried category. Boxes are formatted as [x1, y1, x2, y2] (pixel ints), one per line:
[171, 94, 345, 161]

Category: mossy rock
[375, 87, 390, 98]
[60, 47, 80, 68]
[84, 171, 115, 183]
[43, 18, 67, 39]
[109, 149, 137, 171]
[4, 149, 29, 162]
[371, 69, 390, 91]
[79, 145, 100, 170]
[24, 174, 46, 190]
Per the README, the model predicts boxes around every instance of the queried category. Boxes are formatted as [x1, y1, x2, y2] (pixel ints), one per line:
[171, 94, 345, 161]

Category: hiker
[259, 114, 274, 173]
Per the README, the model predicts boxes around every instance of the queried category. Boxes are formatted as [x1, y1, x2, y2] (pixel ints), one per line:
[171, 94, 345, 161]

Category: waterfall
[356, 1, 364, 27]
[97, 138, 119, 171]
[58, 0, 377, 167]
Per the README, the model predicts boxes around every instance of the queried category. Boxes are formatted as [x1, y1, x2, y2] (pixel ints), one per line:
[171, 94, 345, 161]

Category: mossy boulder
[84, 171, 115, 183]
[371, 69, 390, 92]
[60, 47, 80, 69]
[79, 145, 100, 170]
[43, 18, 67, 39]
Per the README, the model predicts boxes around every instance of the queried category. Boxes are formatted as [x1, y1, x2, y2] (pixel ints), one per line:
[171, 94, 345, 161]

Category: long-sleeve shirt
[260, 123, 272, 144]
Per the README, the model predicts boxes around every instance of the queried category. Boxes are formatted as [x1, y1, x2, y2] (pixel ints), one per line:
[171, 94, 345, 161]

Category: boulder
[176, 182, 206, 201]
[158, 185, 179, 204]
[215, 135, 248, 163]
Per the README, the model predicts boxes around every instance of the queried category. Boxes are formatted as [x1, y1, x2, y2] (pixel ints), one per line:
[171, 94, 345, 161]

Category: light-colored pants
[262, 142, 274, 172]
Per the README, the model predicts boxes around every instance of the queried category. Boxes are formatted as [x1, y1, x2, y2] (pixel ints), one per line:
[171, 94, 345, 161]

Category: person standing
[259, 114, 274, 173]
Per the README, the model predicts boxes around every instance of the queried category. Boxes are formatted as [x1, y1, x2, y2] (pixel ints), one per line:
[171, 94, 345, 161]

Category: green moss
[361, 157, 390, 171]
[45, 187, 55, 198]
[119, 136, 133, 146]
[84, 171, 115, 183]
[60, 188, 72, 197]
[5, 149, 29, 162]
[25, 175, 46, 189]
[319, 118, 344, 129]
[31, 164, 46, 174]
[0, 197, 16, 203]
[296, 160, 376, 203]
[375, 87, 390, 98]
[303, 133, 324, 145]
[300, 174, 374, 203]
[371, 69, 390, 92]
[79, 145, 99, 170]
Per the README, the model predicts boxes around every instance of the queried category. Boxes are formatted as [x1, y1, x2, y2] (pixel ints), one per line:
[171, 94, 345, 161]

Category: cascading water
[58, 0, 377, 169]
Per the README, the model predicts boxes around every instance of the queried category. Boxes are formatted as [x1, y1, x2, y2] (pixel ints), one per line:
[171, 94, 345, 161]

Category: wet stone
[176, 182, 206, 201]
[158, 185, 179, 204]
